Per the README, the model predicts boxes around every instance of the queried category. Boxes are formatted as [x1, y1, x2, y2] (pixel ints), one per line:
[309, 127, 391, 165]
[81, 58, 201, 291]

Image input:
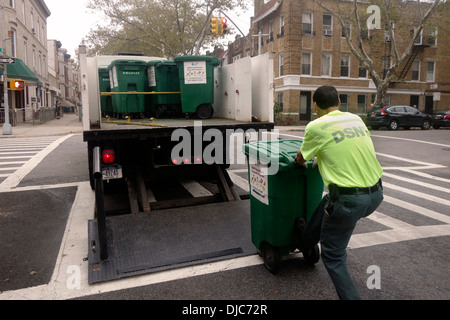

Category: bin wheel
[261, 242, 281, 274]
[302, 244, 320, 265]
[197, 104, 213, 119]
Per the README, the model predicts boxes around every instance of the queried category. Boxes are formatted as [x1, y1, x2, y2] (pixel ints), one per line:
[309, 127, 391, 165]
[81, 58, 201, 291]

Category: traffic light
[220, 17, 228, 35]
[10, 79, 24, 90]
[210, 17, 219, 35]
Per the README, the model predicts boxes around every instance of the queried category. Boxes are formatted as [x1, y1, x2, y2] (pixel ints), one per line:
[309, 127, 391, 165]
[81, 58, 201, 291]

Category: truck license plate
[102, 166, 123, 180]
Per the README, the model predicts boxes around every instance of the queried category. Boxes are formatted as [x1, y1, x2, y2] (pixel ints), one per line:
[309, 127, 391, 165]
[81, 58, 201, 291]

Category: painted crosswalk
[0, 135, 74, 190]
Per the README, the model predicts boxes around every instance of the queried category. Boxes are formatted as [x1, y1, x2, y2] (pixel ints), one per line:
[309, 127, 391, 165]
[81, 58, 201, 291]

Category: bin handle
[279, 150, 296, 169]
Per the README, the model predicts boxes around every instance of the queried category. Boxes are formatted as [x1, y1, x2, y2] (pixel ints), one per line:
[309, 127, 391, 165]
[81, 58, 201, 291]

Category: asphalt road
[0, 128, 449, 308]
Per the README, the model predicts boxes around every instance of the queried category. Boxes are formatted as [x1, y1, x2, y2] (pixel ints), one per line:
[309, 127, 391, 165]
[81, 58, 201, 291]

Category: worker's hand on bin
[295, 150, 308, 169]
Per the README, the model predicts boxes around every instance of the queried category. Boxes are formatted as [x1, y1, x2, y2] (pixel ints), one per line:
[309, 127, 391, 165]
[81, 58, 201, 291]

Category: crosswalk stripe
[383, 172, 450, 194]
[383, 181, 450, 207]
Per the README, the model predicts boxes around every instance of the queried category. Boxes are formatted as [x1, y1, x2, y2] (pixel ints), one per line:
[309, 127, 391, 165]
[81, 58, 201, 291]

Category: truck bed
[84, 117, 274, 141]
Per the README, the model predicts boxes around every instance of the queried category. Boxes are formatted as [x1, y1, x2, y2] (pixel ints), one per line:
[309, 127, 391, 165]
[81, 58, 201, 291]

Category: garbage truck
[78, 46, 278, 283]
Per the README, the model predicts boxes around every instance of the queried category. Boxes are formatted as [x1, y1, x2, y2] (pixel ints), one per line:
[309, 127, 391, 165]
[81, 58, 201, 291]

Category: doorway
[410, 95, 419, 108]
[425, 95, 434, 114]
[300, 91, 311, 121]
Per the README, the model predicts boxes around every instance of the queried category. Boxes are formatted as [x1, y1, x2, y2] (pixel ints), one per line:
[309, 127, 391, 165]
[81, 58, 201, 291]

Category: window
[359, 62, 367, 78]
[302, 12, 312, 35]
[340, 54, 350, 77]
[323, 14, 332, 36]
[321, 52, 332, 76]
[301, 52, 312, 75]
[384, 21, 394, 42]
[24, 42, 27, 64]
[426, 61, 435, 82]
[342, 22, 351, 38]
[357, 95, 367, 114]
[339, 94, 349, 112]
[428, 27, 437, 46]
[279, 52, 284, 76]
[414, 29, 422, 45]
[269, 20, 274, 42]
[278, 92, 284, 112]
[9, 0, 14, 8]
[32, 49, 36, 71]
[22, 0, 26, 25]
[10, 29, 17, 57]
[279, 15, 285, 37]
[411, 60, 420, 81]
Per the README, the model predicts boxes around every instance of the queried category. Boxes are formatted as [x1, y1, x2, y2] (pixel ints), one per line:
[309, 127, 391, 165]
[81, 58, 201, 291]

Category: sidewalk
[1, 114, 305, 139]
[0, 113, 83, 138]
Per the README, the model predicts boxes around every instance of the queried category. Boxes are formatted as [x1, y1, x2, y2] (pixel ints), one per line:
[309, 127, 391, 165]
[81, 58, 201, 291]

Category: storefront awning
[0, 58, 41, 84]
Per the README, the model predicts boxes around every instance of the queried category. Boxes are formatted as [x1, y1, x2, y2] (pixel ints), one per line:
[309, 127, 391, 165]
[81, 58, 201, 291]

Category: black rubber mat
[88, 200, 256, 284]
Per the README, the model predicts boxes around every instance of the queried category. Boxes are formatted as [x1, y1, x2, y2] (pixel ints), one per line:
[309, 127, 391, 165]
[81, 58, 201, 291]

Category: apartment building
[0, 0, 51, 120]
[238, 0, 450, 121]
[48, 40, 80, 111]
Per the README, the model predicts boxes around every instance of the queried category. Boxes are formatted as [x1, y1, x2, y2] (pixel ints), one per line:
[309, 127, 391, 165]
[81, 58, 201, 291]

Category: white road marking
[382, 172, 450, 194]
[371, 134, 450, 148]
[0, 135, 74, 191]
[383, 181, 450, 207]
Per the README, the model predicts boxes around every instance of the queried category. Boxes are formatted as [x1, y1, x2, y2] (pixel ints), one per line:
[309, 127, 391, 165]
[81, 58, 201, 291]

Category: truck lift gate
[85, 122, 273, 283]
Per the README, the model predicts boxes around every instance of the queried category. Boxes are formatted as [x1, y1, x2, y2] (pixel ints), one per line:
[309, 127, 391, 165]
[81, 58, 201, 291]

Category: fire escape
[395, 31, 430, 81]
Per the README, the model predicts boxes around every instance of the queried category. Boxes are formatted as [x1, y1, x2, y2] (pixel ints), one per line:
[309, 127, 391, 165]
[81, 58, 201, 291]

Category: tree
[313, 0, 446, 105]
[84, 0, 248, 58]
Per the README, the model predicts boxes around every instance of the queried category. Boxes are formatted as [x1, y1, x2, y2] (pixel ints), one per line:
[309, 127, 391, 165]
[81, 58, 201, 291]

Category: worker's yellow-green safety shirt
[300, 110, 383, 189]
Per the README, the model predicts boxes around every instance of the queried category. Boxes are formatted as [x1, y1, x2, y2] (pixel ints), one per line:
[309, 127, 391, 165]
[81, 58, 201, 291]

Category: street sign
[433, 92, 440, 101]
[0, 57, 15, 64]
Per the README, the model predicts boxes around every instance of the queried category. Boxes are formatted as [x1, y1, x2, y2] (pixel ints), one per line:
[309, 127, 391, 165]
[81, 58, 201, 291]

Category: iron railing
[0, 107, 61, 126]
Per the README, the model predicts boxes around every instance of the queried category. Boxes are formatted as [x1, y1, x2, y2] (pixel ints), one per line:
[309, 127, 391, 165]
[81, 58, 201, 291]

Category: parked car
[365, 105, 433, 130]
[432, 109, 450, 129]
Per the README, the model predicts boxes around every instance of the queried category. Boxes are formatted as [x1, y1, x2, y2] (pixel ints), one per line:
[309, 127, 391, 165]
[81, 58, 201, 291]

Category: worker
[295, 86, 384, 300]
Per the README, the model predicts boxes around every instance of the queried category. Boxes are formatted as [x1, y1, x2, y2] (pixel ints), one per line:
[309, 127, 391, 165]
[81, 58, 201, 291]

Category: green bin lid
[108, 59, 148, 68]
[147, 60, 164, 66]
[243, 140, 304, 169]
[174, 55, 220, 66]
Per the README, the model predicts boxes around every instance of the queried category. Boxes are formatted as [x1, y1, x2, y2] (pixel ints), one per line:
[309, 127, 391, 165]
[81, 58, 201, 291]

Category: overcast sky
[44, 0, 253, 58]
[45, 0, 99, 57]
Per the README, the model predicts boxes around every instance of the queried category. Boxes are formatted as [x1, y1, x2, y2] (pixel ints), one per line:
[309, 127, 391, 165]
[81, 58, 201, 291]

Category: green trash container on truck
[108, 59, 148, 118]
[98, 68, 113, 116]
[243, 139, 324, 273]
[173, 55, 220, 119]
[147, 60, 181, 117]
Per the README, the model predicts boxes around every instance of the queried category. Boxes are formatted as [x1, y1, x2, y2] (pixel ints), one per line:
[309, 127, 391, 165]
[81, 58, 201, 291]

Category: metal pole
[2, 0, 11, 135]
[219, 12, 255, 56]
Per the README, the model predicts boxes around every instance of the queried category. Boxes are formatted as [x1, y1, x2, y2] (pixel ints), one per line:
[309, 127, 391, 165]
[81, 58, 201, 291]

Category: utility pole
[1, 0, 11, 135]
[220, 12, 255, 56]
[252, 30, 269, 56]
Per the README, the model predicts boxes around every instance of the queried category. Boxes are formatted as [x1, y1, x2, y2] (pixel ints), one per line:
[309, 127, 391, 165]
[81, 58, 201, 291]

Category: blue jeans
[302, 185, 384, 300]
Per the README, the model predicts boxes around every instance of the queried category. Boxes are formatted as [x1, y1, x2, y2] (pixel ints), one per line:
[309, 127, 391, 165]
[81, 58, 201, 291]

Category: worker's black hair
[313, 86, 339, 109]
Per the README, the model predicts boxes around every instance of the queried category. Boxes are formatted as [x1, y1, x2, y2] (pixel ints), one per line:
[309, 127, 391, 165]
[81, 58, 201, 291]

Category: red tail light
[381, 106, 388, 115]
[102, 149, 115, 164]
[444, 115, 450, 120]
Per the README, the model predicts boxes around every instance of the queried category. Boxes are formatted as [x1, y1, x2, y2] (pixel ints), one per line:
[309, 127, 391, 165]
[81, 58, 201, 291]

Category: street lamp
[1, 0, 11, 135]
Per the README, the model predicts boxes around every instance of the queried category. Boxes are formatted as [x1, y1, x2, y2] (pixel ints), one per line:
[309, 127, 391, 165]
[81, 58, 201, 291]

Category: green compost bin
[147, 60, 181, 117]
[173, 55, 220, 119]
[108, 59, 148, 116]
[98, 68, 113, 116]
[243, 139, 324, 273]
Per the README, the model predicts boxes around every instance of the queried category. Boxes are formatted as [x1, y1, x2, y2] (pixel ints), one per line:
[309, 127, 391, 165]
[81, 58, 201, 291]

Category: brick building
[232, 0, 450, 121]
